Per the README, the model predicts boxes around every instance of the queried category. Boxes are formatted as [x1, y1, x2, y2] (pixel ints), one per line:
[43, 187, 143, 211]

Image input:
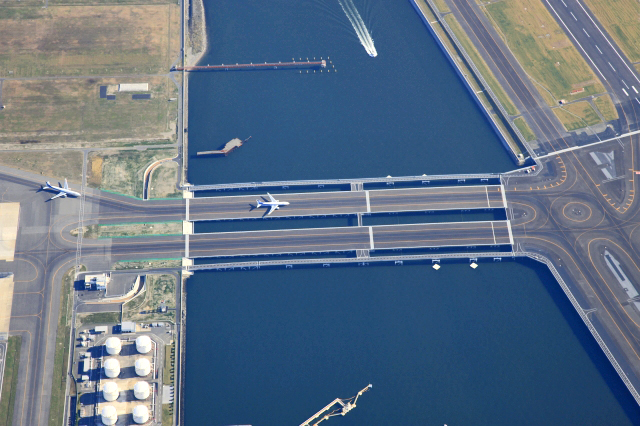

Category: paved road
[188, 185, 505, 221]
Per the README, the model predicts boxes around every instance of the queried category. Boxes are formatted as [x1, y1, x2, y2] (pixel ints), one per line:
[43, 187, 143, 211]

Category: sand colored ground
[0, 203, 20, 262]
[0, 275, 15, 336]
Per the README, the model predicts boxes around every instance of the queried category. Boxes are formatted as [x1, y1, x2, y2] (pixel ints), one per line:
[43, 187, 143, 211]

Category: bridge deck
[188, 185, 505, 221]
[188, 220, 512, 258]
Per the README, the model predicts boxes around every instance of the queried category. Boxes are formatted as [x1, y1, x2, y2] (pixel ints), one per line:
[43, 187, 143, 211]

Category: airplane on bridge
[42, 179, 80, 200]
[256, 193, 289, 216]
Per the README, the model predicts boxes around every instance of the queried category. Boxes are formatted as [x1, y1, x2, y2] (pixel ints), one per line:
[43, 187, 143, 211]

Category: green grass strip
[0, 336, 22, 426]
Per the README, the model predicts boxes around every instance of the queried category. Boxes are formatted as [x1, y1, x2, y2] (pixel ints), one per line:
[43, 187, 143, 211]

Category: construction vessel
[197, 136, 252, 157]
[300, 384, 372, 426]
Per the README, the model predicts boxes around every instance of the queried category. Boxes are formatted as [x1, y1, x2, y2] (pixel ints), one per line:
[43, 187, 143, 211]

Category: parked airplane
[256, 193, 289, 216]
[42, 179, 80, 200]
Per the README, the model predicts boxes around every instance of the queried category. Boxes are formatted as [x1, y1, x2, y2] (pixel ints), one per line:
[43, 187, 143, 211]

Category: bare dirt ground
[149, 161, 181, 199]
[0, 150, 83, 182]
[123, 274, 176, 323]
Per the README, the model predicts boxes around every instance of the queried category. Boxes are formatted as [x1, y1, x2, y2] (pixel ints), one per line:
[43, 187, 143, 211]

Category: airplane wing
[64, 178, 69, 189]
[49, 192, 67, 200]
[267, 193, 277, 202]
[266, 204, 278, 215]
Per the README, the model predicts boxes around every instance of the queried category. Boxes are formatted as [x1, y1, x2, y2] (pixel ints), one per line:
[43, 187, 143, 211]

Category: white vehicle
[256, 193, 289, 216]
[42, 179, 80, 200]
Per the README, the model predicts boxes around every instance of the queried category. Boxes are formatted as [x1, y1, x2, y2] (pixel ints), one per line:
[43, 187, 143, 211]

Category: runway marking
[546, 0, 607, 81]
[609, 62, 617, 72]
[369, 226, 374, 249]
[622, 80, 630, 89]
[582, 28, 590, 37]
[623, 88, 629, 96]
[561, 0, 567, 6]
[636, 98, 640, 106]
[596, 45, 603, 54]
[485, 186, 491, 207]
[365, 190, 371, 213]
[491, 221, 496, 244]
[506, 220, 514, 245]
[500, 183, 508, 207]
[576, 0, 640, 84]
[536, 129, 640, 159]
[633, 86, 639, 94]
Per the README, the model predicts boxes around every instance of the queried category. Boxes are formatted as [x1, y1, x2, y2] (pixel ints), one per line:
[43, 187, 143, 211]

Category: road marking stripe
[609, 62, 616, 72]
[186, 197, 190, 221]
[634, 86, 639, 94]
[595, 45, 602, 54]
[636, 98, 640, 106]
[623, 88, 629, 96]
[185, 233, 189, 258]
[570, 11, 577, 20]
[561, 0, 567, 6]
[500, 183, 508, 208]
[365, 190, 371, 213]
[506, 220, 514, 245]
[582, 28, 590, 37]
[485, 186, 491, 207]
[369, 226, 374, 249]
[491, 221, 496, 244]
[622, 80, 629, 89]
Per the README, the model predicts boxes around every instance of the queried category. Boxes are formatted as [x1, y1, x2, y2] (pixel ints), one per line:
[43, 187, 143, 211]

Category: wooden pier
[174, 60, 326, 72]
[197, 136, 252, 157]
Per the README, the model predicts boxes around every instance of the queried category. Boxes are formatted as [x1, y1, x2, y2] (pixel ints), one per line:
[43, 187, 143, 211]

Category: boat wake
[338, 0, 377, 57]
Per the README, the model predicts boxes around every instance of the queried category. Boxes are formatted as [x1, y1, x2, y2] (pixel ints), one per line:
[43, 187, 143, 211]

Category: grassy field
[432, 0, 450, 13]
[485, 0, 605, 104]
[88, 147, 178, 198]
[162, 343, 175, 426]
[123, 274, 176, 323]
[74, 222, 182, 239]
[554, 101, 602, 131]
[76, 311, 121, 327]
[593, 94, 619, 121]
[444, 14, 519, 116]
[0, 336, 21, 426]
[0, 150, 83, 183]
[582, 0, 640, 63]
[113, 258, 182, 270]
[48, 266, 79, 426]
[149, 161, 182, 199]
[0, 5, 180, 78]
[513, 117, 537, 141]
[0, 77, 177, 144]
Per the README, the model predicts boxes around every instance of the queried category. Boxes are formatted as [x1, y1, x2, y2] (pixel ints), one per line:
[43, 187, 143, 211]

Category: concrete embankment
[410, 0, 529, 165]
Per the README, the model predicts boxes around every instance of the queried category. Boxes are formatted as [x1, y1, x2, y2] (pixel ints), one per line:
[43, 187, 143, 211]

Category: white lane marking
[506, 220, 514, 246]
[622, 79, 629, 89]
[623, 88, 629, 96]
[576, 0, 640, 84]
[500, 183, 508, 208]
[545, 1, 607, 81]
[570, 11, 577, 20]
[485, 186, 491, 208]
[561, 0, 567, 6]
[595, 45, 603, 54]
[582, 28, 590, 37]
[368, 226, 374, 249]
[636, 98, 640, 105]
[491, 221, 496, 245]
[365, 190, 371, 213]
[634, 86, 639, 94]
[609, 62, 616, 71]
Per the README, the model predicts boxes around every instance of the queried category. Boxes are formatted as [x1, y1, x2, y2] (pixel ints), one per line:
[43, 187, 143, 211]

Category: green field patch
[583, 0, 640, 63]
[76, 311, 121, 327]
[0, 336, 22, 426]
[73, 222, 182, 239]
[593, 94, 619, 121]
[513, 117, 537, 141]
[0, 150, 83, 184]
[554, 101, 601, 131]
[485, 0, 606, 104]
[123, 274, 176, 323]
[444, 14, 518, 116]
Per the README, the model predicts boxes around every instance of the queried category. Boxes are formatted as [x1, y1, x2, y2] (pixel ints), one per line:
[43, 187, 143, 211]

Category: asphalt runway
[188, 185, 505, 221]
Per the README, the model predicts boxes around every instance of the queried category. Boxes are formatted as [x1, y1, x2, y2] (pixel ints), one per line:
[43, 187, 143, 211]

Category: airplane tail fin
[256, 199, 262, 207]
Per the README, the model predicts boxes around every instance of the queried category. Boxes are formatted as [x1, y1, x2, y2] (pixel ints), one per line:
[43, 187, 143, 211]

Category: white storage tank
[101, 405, 118, 425]
[132, 405, 149, 424]
[105, 337, 122, 355]
[102, 381, 119, 402]
[134, 358, 151, 377]
[133, 381, 151, 400]
[135, 335, 152, 354]
[103, 358, 120, 378]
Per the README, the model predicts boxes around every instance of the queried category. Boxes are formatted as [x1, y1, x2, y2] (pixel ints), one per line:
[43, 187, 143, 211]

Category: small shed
[118, 83, 148, 92]
[94, 325, 108, 334]
[121, 321, 136, 333]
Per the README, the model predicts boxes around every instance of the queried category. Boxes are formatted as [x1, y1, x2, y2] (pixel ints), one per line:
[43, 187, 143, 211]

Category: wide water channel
[185, 0, 640, 424]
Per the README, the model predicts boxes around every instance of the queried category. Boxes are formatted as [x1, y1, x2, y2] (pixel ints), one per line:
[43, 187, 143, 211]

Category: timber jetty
[173, 60, 326, 72]
[197, 136, 252, 156]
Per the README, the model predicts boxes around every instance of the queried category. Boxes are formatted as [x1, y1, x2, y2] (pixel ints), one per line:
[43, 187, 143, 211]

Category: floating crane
[299, 384, 372, 426]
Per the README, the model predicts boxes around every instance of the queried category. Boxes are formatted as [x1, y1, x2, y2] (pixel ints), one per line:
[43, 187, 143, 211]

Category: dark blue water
[184, 0, 640, 424]
[187, 0, 514, 185]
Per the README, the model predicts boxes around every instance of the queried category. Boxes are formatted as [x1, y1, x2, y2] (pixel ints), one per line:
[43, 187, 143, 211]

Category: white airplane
[42, 179, 80, 200]
[256, 193, 289, 216]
